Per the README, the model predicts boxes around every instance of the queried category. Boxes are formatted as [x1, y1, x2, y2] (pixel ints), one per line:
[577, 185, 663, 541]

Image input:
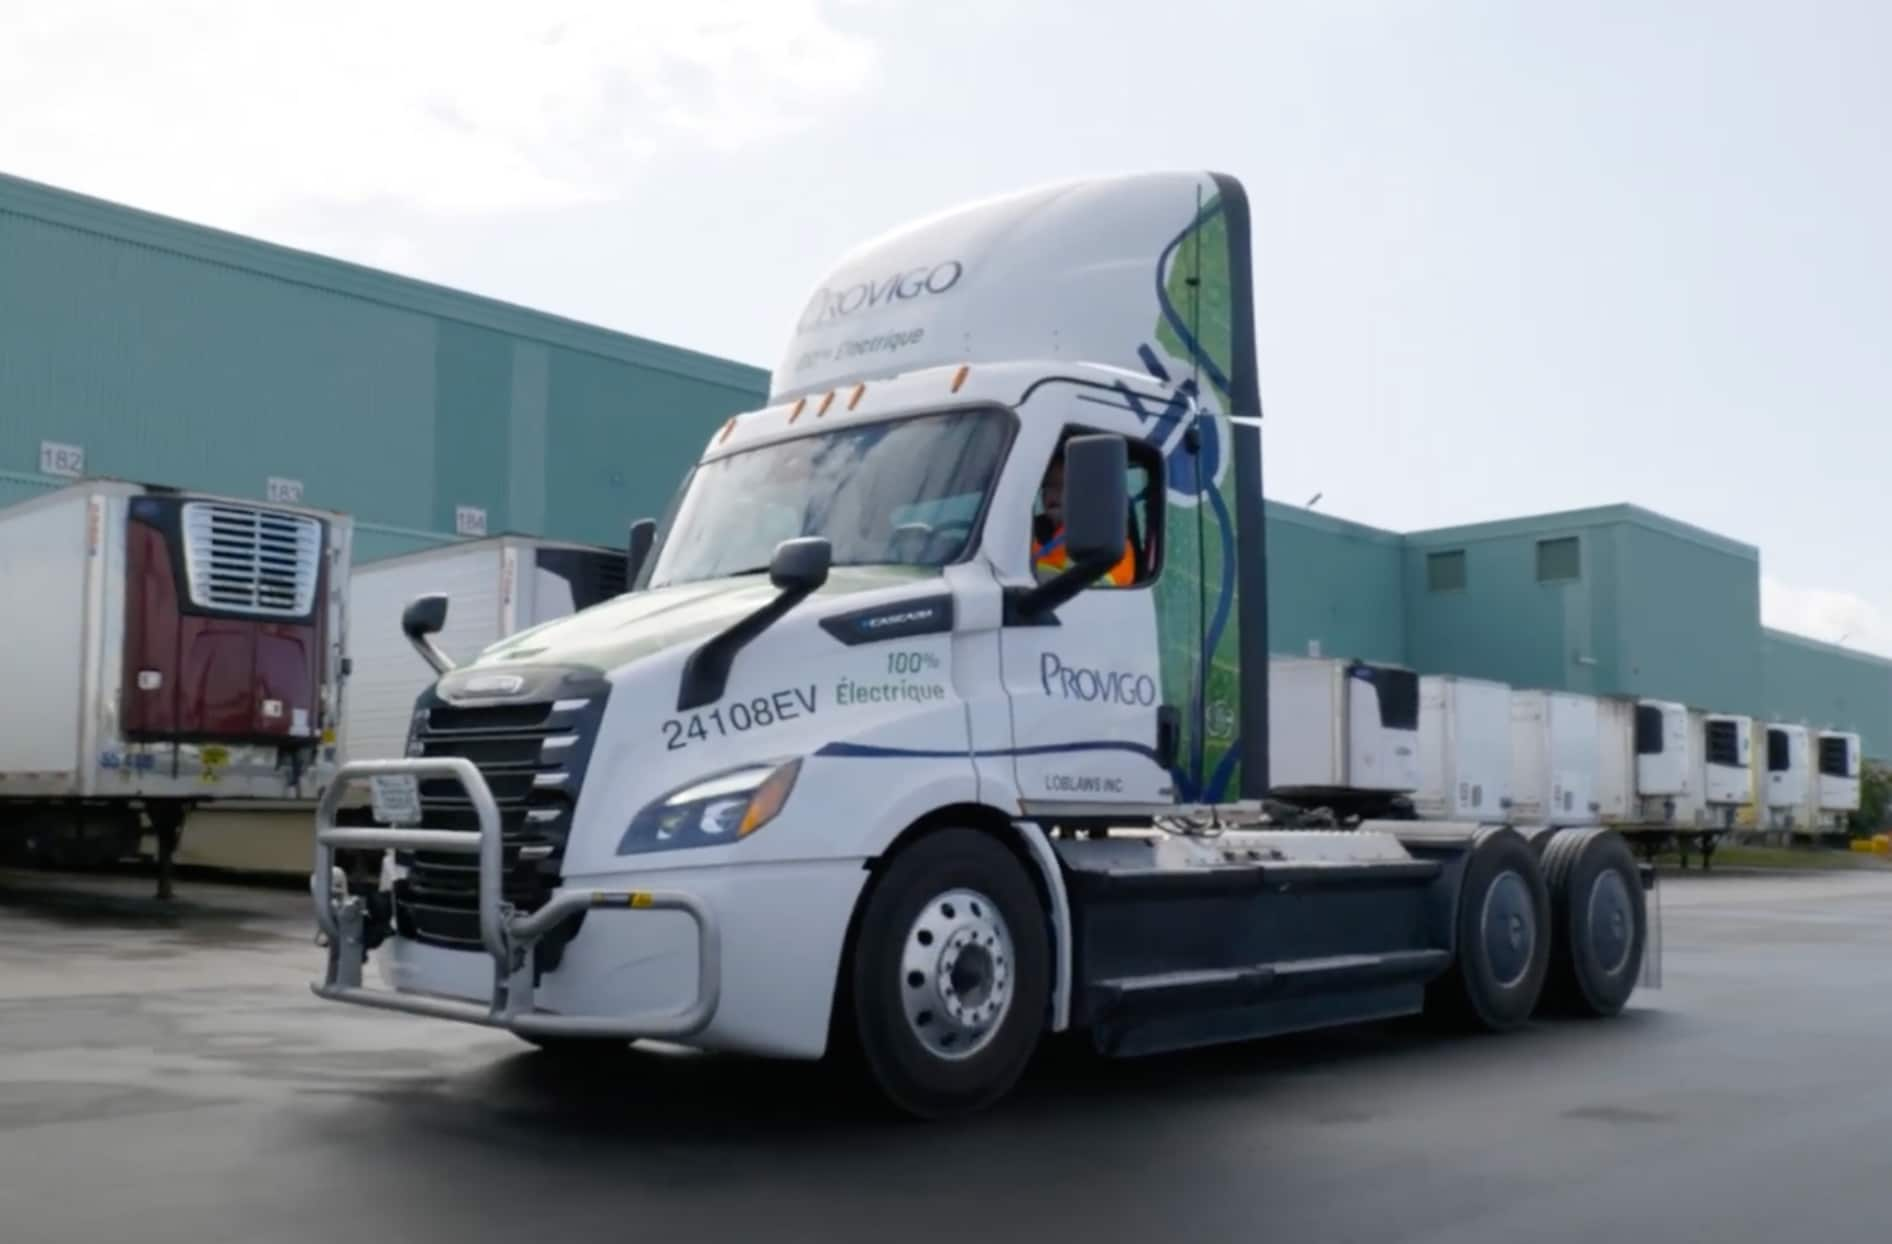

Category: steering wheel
[891, 520, 975, 564]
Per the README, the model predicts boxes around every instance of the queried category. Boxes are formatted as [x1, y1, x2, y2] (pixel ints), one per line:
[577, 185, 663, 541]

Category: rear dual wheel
[1540, 828, 1645, 1017]
[1430, 828, 1552, 1030]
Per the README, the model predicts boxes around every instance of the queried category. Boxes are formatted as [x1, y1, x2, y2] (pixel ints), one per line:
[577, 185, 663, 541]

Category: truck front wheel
[847, 829, 1050, 1119]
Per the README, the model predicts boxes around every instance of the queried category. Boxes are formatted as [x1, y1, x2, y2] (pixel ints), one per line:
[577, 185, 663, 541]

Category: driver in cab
[1031, 446, 1138, 587]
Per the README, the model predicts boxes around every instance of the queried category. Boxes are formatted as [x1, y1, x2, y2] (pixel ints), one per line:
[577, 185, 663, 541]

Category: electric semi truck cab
[311, 171, 1653, 1118]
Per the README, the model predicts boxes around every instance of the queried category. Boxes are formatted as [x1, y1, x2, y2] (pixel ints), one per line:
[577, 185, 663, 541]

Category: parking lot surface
[4, 867, 1892, 1243]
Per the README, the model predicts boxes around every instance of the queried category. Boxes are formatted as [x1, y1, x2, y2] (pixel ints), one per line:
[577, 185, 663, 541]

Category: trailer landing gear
[148, 803, 186, 901]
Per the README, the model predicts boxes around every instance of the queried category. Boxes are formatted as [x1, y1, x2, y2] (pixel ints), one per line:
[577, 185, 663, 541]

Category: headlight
[617, 759, 801, 856]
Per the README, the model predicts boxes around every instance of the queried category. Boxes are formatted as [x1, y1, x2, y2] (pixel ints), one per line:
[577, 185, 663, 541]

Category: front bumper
[311, 757, 721, 1041]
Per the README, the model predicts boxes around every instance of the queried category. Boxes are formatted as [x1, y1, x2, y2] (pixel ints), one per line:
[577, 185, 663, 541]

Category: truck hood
[472, 565, 936, 672]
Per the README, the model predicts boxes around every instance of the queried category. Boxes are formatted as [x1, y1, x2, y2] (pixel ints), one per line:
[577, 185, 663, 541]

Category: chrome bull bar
[311, 757, 720, 1039]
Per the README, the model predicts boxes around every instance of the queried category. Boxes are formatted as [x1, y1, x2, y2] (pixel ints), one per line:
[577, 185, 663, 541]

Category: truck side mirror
[1016, 434, 1129, 619]
[1061, 434, 1130, 565]
[676, 538, 832, 711]
[400, 593, 455, 675]
[770, 537, 832, 593]
[626, 517, 656, 589]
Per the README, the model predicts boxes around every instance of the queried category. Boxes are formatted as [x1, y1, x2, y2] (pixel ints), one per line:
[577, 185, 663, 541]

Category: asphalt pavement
[3, 865, 1891, 1244]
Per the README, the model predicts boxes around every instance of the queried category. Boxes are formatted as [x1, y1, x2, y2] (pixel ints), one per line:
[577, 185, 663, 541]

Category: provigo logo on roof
[797, 260, 965, 329]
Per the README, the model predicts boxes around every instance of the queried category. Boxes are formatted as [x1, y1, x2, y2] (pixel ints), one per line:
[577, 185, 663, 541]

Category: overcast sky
[3, 0, 1888, 653]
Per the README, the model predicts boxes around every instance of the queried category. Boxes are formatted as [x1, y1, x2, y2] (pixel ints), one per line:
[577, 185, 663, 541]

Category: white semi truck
[310, 171, 1653, 1117]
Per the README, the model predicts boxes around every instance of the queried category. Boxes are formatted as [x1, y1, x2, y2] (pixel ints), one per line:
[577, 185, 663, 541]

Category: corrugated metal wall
[0, 173, 768, 564]
[1610, 517, 1763, 714]
[1761, 630, 1892, 754]
[1264, 503, 1406, 664]
[1402, 508, 1627, 694]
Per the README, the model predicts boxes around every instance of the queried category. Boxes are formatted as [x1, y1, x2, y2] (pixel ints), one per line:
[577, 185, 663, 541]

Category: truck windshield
[648, 408, 1011, 587]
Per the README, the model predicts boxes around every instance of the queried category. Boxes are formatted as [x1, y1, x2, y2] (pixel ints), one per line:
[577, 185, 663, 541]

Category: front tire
[847, 829, 1050, 1119]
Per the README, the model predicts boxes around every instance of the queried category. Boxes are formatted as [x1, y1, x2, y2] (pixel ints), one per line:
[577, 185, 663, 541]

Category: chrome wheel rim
[900, 888, 1014, 1061]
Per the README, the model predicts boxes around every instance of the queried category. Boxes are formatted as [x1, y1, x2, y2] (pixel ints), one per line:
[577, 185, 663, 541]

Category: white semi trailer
[1414, 675, 1511, 824]
[343, 536, 628, 765]
[1812, 730, 1862, 837]
[1763, 722, 1811, 836]
[1508, 690, 1599, 829]
[1266, 656, 1422, 819]
[309, 171, 1654, 1118]
[1598, 697, 1724, 867]
[0, 480, 351, 895]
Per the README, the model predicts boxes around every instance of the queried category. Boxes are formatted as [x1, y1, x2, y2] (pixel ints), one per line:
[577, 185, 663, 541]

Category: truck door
[999, 414, 1186, 809]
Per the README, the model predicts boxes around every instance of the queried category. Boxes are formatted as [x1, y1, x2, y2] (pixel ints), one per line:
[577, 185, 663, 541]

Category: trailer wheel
[1541, 828, 1644, 1017]
[847, 828, 1049, 1119]
[1429, 828, 1550, 1031]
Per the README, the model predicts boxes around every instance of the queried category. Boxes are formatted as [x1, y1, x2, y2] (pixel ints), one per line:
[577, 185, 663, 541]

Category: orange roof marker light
[816, 390, 837, 417]
[788, 397, 808, 423]
[847, 383, 867, 411]
[716, 416, 737, 444]
[951, 364, 970, 393]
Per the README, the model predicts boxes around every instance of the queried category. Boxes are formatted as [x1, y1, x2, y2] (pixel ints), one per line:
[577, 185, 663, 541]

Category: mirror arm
[676, 579, 819, 711]
[406, 631, 455, 677]
[1010, 550, 1118, 621]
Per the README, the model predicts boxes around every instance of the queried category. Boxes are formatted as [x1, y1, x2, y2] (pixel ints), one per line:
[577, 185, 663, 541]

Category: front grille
[391, 687, 607, 954]
[180, 502, 323, 617]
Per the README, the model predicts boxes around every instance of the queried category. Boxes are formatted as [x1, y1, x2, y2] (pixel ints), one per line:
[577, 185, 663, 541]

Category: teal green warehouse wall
[1401, 506, 1767, 713]
[1761, 630, 1892, 757]
[1402, 508, 1623, 693]
[0, 173, 768, 564]
[1264, 502, 1406, 664]
[1610, 514, 1762, 714]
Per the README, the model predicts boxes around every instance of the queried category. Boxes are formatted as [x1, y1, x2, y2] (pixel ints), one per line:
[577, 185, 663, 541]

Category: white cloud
[1761, 576, 1892, 658]
[0, 1, 878, 226]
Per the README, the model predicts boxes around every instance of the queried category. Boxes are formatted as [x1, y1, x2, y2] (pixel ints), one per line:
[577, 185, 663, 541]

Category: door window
[1030, 432, 1164, 588]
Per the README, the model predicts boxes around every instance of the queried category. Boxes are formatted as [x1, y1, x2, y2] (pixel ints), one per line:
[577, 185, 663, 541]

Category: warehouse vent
[1536, 536, 1581, 583]
[181, 503, 323, 617]
[1426, 550, 1467, 592]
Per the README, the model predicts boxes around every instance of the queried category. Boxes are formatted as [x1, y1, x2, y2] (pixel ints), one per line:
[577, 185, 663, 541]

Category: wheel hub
[1480, 869, 1537, 989]
[1588, 870, 1634, 976]
[901, 888, 1014, 1061]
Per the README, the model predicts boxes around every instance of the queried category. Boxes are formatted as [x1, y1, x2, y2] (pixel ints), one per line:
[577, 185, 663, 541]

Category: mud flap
[1639, 862, 1662, 990]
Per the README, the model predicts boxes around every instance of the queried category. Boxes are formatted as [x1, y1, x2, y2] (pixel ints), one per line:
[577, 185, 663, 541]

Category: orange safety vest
[1033, 526, 1136, 587]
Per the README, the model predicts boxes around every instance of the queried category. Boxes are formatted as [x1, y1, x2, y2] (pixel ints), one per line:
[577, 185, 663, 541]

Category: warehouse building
[0, 172, 767, 564]
[1273, 502, 1892, 759]
[4, 171, 1887, 757]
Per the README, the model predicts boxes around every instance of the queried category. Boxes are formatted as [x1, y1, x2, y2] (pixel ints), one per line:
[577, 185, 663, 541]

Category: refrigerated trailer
[1812, 730, 1862, 837]
[1763, 722, 1810, 836]
[0, 480, 350, 894]
[1414, 675, 1511, 823]
[1695, 712, 1756, 848]
[343, 536, 628, 765]
[1598, 698, 1720, 866]
[1267, 657, 1422, 818]
[310, 170, 1655, 1118]
[1508, 690, 1599, 828]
